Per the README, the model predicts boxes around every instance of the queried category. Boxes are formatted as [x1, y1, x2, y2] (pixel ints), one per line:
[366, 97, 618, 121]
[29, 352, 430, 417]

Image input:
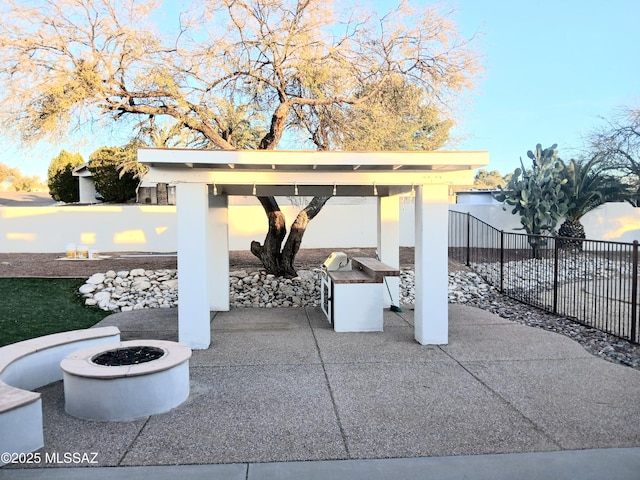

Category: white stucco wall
[77, 177, 100, 204]
[2, 198, 639, 254]
[1, 204, 178, 253]
[448, 202, 640, 248]
[580, 202, 640, 244]
[449, 204, 522, 232]
[0, 197, 383, 253]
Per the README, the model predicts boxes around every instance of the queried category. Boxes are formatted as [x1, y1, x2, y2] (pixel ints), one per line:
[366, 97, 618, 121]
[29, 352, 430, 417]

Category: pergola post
[176, 182, 211, 349]
[377, 195, 400, 307]
[414, 184, 449, 345]
[208, 192, 230, 311]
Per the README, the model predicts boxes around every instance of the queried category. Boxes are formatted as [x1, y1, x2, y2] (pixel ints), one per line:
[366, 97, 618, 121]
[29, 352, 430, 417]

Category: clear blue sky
[451, 0, 639, 174]
[3, 0, 639, 180]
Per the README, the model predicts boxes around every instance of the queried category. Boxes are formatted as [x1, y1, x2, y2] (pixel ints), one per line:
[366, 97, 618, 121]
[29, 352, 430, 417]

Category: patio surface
[2, 304, 639, 479]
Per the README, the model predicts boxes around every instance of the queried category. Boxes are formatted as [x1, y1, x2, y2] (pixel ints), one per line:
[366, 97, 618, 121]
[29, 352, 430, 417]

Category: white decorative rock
[93, 291, 111, 302]
[87, 273, 106, 285]
[132, 279, 151, 291]
[79, 284, 97, 294]
[229, 270, 248, 278]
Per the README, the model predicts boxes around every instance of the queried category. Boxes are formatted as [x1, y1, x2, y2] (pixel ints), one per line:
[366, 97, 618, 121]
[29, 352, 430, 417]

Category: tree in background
[0, 163, 14, 187]
[473, 169, 506, 189]
[88, 144, 140, 203]
[586, 106, 640, 205]
[11, 174, 45, 192]
[47, 150, 84, 202]
[0, 162, 46, 192]
[494, 144, 570, 259]
[0, 0, 481, 276]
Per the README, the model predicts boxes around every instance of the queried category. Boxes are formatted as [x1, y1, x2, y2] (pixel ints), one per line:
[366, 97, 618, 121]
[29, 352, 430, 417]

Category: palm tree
[558, 156, 632, 249]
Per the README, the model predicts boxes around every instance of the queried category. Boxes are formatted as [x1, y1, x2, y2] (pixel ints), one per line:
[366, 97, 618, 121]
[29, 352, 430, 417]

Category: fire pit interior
[92, 346, 165, 366]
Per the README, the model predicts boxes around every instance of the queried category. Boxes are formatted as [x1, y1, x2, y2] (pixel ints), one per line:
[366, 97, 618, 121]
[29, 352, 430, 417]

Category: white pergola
[138, 149, 489, 350]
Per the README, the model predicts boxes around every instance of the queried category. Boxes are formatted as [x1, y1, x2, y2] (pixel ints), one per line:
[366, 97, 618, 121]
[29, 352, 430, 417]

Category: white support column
[377, 195, 400, 308]
[176, 183, 211, 349]
[208, 192, 230, 311]
[414, 184, 449, 345]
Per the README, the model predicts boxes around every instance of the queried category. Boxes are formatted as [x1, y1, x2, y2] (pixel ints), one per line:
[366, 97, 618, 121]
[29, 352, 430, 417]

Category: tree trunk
[280, 196, 331, 277]
[251, 195, 330, 277]
[250, 196, 287, 274]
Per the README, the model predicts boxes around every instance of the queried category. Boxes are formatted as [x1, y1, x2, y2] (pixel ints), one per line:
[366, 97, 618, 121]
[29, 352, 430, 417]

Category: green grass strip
[0, 278, 111, 347]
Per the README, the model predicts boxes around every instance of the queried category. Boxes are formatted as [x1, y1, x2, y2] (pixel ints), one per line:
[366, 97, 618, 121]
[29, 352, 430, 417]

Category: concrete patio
[2, 304, 639, 479]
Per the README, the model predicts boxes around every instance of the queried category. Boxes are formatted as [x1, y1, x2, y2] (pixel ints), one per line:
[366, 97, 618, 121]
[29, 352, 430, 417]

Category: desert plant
[558, 157, 633, 249]
[494, 144, 570, 258]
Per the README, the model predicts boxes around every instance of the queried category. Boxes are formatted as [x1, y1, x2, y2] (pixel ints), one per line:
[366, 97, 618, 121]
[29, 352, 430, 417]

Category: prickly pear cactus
[493, 143, 570, 258]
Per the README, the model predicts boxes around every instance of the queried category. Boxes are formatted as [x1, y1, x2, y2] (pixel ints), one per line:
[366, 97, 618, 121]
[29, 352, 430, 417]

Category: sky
[2, 0, 639, 180]
[451, 0, 639, 173]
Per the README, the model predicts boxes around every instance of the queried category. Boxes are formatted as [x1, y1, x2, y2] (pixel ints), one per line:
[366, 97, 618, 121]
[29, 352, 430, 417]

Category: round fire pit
[60, 340, 191, 421]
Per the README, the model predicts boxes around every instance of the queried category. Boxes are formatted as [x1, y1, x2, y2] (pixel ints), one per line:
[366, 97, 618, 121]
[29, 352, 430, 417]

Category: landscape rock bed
[79, 269, 179, 312]
[471, 255, 635, 294]
[79, 267, 495, 312]
[228, 269, 321, 307]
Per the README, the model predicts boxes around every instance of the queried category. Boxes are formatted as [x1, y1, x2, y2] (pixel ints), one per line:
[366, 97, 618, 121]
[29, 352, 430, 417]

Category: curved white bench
[0, 327, 120, 464]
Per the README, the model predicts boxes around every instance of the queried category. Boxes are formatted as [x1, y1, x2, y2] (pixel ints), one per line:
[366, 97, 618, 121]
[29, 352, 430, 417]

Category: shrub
[88, 146, 139, 203]
[47, 150, 84, 202]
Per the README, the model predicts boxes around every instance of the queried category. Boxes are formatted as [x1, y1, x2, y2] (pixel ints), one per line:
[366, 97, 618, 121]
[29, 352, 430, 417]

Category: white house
[71, 163, 101, 204]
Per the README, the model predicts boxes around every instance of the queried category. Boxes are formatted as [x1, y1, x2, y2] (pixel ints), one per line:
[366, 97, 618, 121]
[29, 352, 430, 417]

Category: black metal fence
[449, 210, 640, 344]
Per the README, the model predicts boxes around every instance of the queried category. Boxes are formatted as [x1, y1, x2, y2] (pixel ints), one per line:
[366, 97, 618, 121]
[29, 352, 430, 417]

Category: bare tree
[588, 107, 640, 171]
[0, 0, 481, 276]
[586, 106, 640, 205]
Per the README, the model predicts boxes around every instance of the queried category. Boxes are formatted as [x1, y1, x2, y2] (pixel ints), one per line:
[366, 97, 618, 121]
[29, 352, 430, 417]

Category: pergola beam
[141, 168, 476, 191]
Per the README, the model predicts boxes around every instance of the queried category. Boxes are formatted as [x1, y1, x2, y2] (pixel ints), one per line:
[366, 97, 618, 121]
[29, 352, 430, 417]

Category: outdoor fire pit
[60, 340, 191, 421]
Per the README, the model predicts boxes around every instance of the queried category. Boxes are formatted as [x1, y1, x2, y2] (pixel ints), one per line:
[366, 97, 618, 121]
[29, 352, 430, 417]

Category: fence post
[500, 230, 504, 294]
[465, 212, 471, 266]
[632, 241, 638, 343]
[553, 237, 559, 315]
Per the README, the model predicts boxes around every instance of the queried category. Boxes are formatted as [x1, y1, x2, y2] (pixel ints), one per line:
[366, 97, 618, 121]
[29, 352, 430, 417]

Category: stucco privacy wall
[1, 204, 177, 253]
[0, 197, 384, 253]
[1, 199, 639, 253]
[448, 202, 640, 247]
